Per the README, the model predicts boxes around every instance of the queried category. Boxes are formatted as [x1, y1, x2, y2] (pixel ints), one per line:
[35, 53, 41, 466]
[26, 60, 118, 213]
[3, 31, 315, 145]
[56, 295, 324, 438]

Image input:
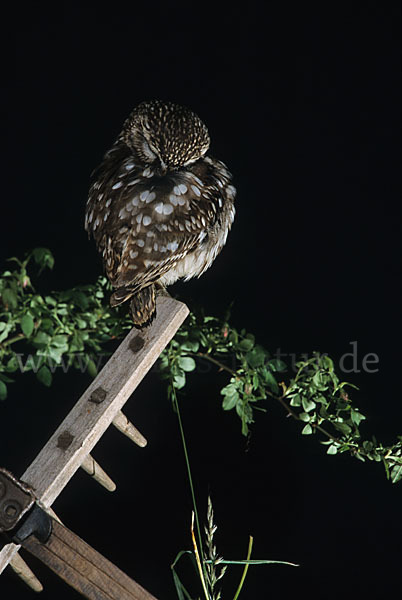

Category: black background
[1, 3, 401, 599]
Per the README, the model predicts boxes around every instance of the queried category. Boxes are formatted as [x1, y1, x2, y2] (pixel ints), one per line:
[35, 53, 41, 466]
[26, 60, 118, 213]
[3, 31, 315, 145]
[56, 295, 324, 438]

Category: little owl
[85, 100, 236, 327]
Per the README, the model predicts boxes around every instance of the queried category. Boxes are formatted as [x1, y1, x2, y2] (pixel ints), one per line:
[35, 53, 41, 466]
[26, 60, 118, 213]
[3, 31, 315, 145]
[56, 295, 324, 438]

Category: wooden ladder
[0, 296, 189, 596]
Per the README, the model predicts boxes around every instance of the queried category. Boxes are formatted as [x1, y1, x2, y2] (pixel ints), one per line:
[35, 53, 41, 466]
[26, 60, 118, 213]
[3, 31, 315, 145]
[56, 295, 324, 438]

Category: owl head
[120, 100, 210, 171]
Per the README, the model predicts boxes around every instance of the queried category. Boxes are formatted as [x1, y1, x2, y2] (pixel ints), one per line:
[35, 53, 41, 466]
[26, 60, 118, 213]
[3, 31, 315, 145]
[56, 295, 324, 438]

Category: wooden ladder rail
[0, 296, 189, 593]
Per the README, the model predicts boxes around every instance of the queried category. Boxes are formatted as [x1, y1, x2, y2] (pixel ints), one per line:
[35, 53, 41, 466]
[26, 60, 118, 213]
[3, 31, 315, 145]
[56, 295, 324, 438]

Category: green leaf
[0, 381, 7, 401]
[333, 421, 352, 435]
[289, 394, 302, 407]
[301, 423, 313, 435]
[319, 405, 329, 418]
[238, 336, 255, 351]
[351, 410, 366, 426]
[0, 323, 12, 343]
[32, 331, 51, 347]
[262, 369, 279, 394]
[222, 391, 239, 410]
[391, 464, 402, 484]
[220, 382, 238, 396]
[355, 452, 366, 463]
[235, 401, 253, 421]
[45, 295, 57, 306]
[87, 359, 98, 378]
[178, 339, 199, 353]
[302, 397, 316, 412]
[46, 346, 64, 364]
[72, 291, 89, 310]
[32, 248, 54, 271]
[51, 334, 69, 348]
[245, 345, 265, 368]
[5, 356, 19, 372]
[70, 331, 85, 352]
[299, 412, 311, 422]
[321, 355, 334, 371]
[40, 318, 54, 331]
[20, 314, 35, 337]
[75, 318, 87, 329]
[312, 371, 328, 390]
[203, 316, 216, 323]
[327, 444, 338, 455]
[221, 382, 240, 411]
[228, 330, 239, 344]
[2, 288, 18, 309]
[267, 358, 287, 372]
[178, 356, 196, 372]
[235, 402, 253, 436]
[37, 365, 52, 387]
[173, 371, 186, 389]
[363, 440, 374, 452]
[252, 373, 260, 389]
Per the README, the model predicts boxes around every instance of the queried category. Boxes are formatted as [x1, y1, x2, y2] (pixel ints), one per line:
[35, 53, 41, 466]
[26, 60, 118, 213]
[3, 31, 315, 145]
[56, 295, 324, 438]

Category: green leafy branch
[159, 311, 402, 484]
[0, 248, 132, 396]
[1, 249, 401, 484]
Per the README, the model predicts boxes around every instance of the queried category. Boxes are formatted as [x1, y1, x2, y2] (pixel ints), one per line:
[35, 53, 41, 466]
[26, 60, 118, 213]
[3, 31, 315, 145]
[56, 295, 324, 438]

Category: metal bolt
[129, 335, 145, 353]
[89, 387, 107, 404]
[5, 503, 18, 518]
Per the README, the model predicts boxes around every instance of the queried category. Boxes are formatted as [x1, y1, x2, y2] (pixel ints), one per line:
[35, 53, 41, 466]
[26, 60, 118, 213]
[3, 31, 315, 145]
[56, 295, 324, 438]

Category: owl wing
[85, 151, 233, 295]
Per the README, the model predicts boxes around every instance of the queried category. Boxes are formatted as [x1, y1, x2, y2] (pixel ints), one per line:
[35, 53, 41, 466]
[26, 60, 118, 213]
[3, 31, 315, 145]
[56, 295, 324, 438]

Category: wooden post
[0, 296, 189, 578]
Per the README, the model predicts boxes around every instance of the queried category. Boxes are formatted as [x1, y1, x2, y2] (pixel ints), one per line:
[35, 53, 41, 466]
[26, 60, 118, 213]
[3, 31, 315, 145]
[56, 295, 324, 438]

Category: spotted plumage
[85, 100, 236, 327]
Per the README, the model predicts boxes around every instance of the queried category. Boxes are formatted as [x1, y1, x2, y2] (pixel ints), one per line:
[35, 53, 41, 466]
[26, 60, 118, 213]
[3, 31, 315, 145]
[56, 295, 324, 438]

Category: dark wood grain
[22, 519, 158, 600]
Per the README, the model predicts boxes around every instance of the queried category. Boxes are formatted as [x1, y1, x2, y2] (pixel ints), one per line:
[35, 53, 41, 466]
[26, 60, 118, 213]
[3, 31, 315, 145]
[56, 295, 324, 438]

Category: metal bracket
[0, 468, 52, 545]
[0, 468, 34, 532]
[11, 505, 52, 545]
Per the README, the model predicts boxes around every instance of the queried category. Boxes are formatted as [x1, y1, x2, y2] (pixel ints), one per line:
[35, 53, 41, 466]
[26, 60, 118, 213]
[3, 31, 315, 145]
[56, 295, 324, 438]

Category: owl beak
[157, 159, 168, 176]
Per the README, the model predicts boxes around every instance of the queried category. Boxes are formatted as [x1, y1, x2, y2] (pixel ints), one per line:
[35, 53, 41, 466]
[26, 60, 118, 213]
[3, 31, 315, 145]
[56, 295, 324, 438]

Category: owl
[85, 100, 236, 327]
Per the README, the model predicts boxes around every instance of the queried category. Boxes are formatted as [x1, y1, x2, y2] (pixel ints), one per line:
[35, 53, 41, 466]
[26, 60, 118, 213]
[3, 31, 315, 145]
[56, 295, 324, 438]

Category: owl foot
[155, 283, 171, 298]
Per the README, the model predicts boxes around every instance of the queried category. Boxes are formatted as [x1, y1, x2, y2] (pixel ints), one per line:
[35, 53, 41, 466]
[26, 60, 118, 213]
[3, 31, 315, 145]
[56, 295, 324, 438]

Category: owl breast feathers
[85, 100, 236, 327]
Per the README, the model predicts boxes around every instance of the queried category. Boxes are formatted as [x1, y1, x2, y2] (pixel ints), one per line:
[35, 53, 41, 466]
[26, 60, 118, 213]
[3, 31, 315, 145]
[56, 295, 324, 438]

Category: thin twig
[275, 395, 344, 445]
[192, 350, 346, 448]
[1, 333, 25, 348]
[191, 352, 238, 377]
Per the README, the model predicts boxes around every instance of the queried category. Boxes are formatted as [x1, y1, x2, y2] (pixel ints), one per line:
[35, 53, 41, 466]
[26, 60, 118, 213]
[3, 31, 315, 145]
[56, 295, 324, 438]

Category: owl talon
[155, 284, 171, 298]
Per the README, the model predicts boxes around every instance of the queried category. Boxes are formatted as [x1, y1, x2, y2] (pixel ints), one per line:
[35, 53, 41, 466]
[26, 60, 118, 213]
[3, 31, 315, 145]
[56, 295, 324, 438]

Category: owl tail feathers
[110, 285, 157, 329]
[110, 287, 136, 307]
[129, 285, 157, 328]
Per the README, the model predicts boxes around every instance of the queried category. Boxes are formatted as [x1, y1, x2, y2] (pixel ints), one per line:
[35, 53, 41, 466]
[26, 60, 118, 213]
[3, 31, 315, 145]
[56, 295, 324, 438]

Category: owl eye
[130, 131, 158, 162]
[141, 139, 157, 161]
